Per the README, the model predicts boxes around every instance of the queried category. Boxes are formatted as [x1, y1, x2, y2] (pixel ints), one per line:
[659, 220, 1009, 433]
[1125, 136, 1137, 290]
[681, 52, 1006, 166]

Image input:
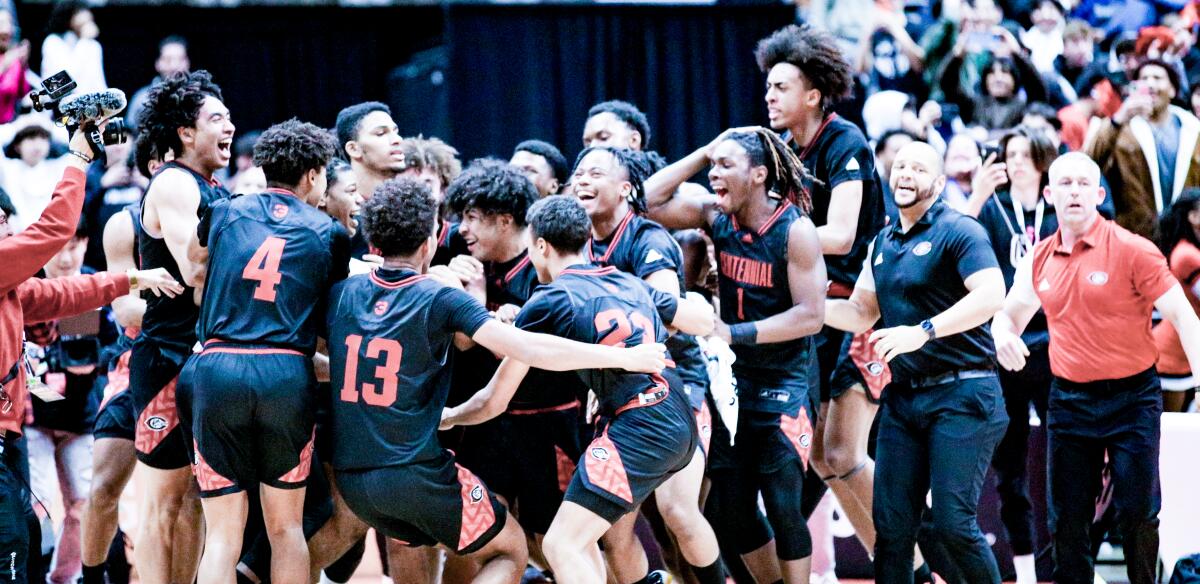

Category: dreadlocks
[723, 128, 816, 214]
[571, 146, 655, 214]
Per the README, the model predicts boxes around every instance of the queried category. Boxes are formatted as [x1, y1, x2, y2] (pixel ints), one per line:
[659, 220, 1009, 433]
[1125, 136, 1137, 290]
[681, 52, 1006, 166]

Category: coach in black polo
[825, 141, 1008, 584]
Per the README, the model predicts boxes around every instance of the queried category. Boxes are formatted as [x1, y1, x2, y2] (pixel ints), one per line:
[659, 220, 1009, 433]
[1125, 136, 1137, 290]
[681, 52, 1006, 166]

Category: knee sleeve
[323, 537, 366, 583]
[703, 471, 773, 555]
[762, 462, 812, 561]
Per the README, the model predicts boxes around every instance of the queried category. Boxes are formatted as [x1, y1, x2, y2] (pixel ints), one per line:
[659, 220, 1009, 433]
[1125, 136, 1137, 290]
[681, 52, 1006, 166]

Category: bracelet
[68, 150, 92, 164]
[126, 268, 138, 290]
[729, 322, 757, 346]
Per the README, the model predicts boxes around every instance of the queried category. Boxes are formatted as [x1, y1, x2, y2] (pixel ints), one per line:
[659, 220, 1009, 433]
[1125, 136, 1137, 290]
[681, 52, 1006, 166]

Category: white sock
[1014, 553, 1036, 584]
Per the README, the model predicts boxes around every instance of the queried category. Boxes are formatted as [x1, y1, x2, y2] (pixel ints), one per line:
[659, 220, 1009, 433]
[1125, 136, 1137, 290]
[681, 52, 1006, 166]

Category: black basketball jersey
[124, 204, 143, 269]
[711, 202, 816, 409]
[137, 162, 230, 348]
[328, 268, 492, 470]
[196, 189, 351, 354]
[587, 211, 709, 408]
[516, 265, 679, 417]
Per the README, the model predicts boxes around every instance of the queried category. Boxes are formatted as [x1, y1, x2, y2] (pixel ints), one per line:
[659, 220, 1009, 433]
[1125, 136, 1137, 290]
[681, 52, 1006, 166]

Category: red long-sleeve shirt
[1, 166, 132, 436]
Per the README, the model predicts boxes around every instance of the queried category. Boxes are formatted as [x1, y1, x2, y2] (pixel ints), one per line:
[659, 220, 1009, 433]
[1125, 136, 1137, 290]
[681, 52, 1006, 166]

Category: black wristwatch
[920, 319, 936, 341]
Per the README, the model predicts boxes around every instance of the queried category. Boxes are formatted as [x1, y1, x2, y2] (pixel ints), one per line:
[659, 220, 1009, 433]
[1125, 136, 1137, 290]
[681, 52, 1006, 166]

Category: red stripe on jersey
[583, 431, 633, 503]
[192, 439, 235, 492]
[560, 266, 618, 277]
[504, 255, 532, 284]
[588, 210, 635, 264]
[507, 399, 580, 416]
[554, 445, 576, 493]
[99, 350, 132, 411]
[277, 431, 316, 484]
[849, 329, 890, 401]
[135, 377, 179, 455]
[368, 272, 428, 289]
[780, 407, 814, 471]
[455, 463, 497, 552]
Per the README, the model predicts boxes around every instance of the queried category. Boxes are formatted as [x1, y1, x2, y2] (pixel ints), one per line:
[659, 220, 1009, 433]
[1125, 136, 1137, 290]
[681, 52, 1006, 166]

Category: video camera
[30, 70, 129, 163]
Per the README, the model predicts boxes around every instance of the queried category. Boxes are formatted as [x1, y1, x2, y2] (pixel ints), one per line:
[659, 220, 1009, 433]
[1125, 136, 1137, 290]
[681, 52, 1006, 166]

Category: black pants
[992, 342, 1051, 556]
[1048, 368, 1161, 584]
[0, 433, 32, 584]
[874, 376, 1008, 584]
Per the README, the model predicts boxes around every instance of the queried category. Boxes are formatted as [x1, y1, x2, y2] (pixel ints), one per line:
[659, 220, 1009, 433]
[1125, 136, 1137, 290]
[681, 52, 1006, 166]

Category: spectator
[125, 36, 189, 131]
[40, 0, 106, 95]
[1084, 58, 1200, 238]
[0, 8, 29, 124]
[1044, 18, 1099, 104]
[222, 130, 260, 187]
[943, 132, 984, 210]
[1154, 188, 1200, 412]
[1, 124, 67, 232]
[1020, 101, 1065, 150]
[856, 5, 928, 99]
[1072, 0, 1159, 44]
[1021, 0, 1067, 73]
[939, 29, 1049, 132]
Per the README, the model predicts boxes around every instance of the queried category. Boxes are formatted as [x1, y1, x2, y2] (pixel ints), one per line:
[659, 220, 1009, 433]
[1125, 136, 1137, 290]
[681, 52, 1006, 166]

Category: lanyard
[1011, 196, 1045, 246]
[991, 194, 1044, 268]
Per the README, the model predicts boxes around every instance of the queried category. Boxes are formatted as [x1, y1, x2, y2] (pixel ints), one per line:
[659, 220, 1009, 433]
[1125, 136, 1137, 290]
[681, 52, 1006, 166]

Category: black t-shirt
[789, 115, 886, 287]
[868, 200, 999, 382]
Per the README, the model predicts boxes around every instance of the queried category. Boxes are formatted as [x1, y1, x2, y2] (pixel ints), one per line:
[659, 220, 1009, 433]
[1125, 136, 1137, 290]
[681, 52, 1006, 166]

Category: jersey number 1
[243, 237, 286, 302]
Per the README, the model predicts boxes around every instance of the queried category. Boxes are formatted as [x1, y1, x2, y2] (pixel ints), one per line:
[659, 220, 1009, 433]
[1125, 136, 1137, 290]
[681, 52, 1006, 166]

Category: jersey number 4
[340, 335, 403, 407]
[243, 237, 286, 302]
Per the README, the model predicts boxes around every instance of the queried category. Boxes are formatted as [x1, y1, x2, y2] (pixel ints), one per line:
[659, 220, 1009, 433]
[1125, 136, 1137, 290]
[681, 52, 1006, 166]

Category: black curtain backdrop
[13, 3, 444, 133]
[444, 2, 793, 163]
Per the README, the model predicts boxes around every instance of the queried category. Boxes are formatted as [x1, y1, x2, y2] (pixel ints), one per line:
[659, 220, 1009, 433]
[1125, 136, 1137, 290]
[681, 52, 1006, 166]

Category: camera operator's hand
[128, 267, 185, 298]
[66, 122, 107, 170]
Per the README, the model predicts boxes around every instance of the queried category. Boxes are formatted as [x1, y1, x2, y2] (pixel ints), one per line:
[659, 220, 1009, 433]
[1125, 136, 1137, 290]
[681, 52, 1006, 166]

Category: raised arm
[644, 150, 718, 230]
[101, 210, 146, 329]
[0, 161, 90, 294]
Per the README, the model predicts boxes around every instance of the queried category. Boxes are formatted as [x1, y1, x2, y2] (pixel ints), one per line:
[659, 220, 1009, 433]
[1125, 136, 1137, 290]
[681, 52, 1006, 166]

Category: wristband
[126, 268, 139, 290]
[68, 150, 92, 164]
[729, 322, 757, 346]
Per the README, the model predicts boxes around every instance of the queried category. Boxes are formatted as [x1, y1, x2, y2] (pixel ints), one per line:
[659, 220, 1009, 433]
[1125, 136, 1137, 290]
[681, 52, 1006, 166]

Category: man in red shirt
[0, 127, 181, 584]
[992, 152, 1200, 584]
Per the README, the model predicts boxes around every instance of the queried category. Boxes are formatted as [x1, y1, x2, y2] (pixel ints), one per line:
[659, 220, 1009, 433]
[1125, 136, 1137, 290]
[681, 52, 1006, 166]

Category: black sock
[81, 564, 106, 584]
[691, 559, 726, 584]
[631, 576, 651, 584]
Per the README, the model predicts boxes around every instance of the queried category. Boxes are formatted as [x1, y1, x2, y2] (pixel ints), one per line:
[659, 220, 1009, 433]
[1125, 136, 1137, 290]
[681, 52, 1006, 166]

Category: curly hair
[252, 119, 338, 188]
[571, 146, 655, 214]
[447, 159, 539, 227]
[1158, 188, 1200, 259]
[587, 100, 652, 148]
[138, 70, 224, 160]
[723, 129, 815, 214]
[755, 24, 854, 112]
[326, 158, 352, 189]
[361, 178, 438, 258]
[399, 136, 462, 190]
[528, 195, 592, 254]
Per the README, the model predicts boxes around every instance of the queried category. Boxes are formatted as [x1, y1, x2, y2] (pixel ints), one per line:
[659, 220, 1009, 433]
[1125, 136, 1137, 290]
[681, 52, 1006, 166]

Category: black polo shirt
[864, 198, 999, 382]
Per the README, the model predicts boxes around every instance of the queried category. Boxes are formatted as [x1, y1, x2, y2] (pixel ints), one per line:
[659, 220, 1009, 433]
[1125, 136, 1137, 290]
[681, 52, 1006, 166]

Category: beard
[895, 182, 937, 209]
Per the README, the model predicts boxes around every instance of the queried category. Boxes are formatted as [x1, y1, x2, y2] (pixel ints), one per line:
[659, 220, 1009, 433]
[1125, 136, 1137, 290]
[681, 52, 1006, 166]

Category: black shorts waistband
[903, 368, 995, 389]
[200, 340, 307, 357]
[1053, 367, 1158, 395]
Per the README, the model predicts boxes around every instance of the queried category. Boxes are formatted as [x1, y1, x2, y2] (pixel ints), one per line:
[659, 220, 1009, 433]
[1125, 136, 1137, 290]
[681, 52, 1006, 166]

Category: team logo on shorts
[866, 362, 885, 376]
[912, 241, 933, 256]
[145, 416, 168, 431]
[590, 447, 611, 461]
[272, 203, 289, 219]
[797, 432, 812, 449]
[1087, 271, 1109, 285]
[469, 485, 484, 503]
